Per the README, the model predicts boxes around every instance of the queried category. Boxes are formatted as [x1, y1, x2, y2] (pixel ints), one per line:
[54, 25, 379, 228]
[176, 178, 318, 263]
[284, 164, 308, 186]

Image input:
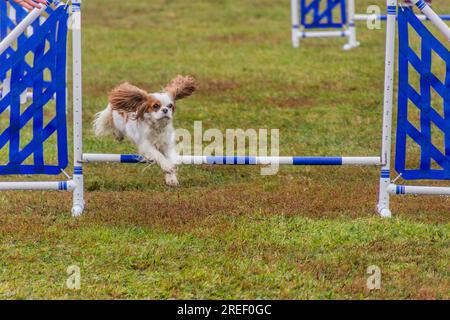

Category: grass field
[0, 0, 449, 299]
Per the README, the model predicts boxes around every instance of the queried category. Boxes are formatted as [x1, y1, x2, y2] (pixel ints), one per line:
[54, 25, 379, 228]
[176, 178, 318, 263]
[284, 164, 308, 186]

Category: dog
[93, 75, 198, 187]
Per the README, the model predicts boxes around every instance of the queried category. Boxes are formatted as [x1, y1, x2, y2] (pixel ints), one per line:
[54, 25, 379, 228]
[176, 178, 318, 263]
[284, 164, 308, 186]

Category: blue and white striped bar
[354, 14, 450, 21]
[83, 154, 381, 166]
[388, 184, 450, 196]
[410, 0, 450, 40]
[0, 180, 75, 191]
[299, 30, 350, 39]
[0, 4, 49, 55]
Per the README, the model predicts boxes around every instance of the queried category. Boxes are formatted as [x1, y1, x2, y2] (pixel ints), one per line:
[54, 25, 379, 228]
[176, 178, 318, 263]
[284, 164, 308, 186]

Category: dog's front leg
[138, 142, 179, 187]
[163, 147, 180, 187]
[164, 171, 179, 187]
[139, 142, 174, 173]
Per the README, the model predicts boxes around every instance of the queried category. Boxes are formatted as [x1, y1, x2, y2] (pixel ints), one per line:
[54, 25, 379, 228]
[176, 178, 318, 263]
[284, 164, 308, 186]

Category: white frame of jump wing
[0, 5, 46, 103]
[71, 0, 85, 217]
[0, 3, 46, 54]
[290, 0, 359, 50]
[377, 0, 450, 218]
[412, 0, 450, 40]
[0, 1, 85, 216]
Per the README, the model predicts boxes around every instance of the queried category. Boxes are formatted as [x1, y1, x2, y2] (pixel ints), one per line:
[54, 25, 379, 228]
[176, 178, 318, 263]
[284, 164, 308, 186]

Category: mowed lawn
[0, 0, 449, 299]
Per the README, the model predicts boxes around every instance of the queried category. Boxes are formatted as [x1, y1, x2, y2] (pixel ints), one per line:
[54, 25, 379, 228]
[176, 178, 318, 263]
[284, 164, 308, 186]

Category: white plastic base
[343, 41, 360, 51]
[71, 205, 84, 217]
[377, 207, 392, 218]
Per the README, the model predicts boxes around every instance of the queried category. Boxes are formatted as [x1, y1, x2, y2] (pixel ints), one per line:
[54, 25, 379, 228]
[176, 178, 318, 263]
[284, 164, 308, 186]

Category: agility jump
[1, 0, 450, 217]
[0, 0, 84, 216]
[354, 0, 450, 22]
[290, 0, 360, 50]
[291, 0, 450, 49]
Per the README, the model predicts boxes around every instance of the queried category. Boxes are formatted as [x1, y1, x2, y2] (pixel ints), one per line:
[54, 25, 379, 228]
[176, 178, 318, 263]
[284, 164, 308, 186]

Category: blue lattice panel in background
[0, 2, 69, 175]
[396, 7, 450, 180]
[0, 1, 56, 93]
[300, 0, 347, 29]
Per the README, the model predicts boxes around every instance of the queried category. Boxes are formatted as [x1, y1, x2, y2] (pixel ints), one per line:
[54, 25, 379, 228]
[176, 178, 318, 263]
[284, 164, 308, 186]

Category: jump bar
[83, 154, 381, 166]
[0, 4, 48, 55]
[354, 14, 450, 21]
[298, 30, 350, 38]
[388, 184, 450, 195]
[411, 0, 450, 41]
[0, 180, 75, 191]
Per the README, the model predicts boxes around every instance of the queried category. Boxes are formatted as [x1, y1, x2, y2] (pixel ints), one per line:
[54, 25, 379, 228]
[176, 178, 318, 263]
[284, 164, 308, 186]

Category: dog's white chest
[146, 126, 172, 152]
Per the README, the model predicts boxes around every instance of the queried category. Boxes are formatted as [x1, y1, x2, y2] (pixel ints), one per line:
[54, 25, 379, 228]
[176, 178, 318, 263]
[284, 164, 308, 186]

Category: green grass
[0, 0, 449, 299]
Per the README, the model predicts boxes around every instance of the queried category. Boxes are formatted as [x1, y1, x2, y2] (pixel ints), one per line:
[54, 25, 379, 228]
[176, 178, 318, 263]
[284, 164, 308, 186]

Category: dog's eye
[152, 104, 160, 110]
[167, 104, 173, 109]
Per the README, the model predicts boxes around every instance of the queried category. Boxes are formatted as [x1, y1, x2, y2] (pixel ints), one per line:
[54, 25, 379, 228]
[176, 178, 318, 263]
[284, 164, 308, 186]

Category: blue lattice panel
[0, 1, 55, 91]
[396, 7, 450, 180]
[0, 3, 69, 175]
[300, 0, 347, 29]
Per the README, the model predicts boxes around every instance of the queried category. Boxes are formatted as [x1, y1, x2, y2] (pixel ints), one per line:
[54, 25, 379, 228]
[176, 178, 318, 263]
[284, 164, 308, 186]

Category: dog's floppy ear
[164, 75, 198, 101]
[109, 82, 148, 111]
[109, 82, 150, 120]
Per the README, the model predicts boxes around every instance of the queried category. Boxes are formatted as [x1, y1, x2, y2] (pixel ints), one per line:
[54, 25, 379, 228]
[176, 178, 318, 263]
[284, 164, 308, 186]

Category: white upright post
[71, 0, 84, 217]
[344, 0, 360, 50]
[291, 0, 300, 48]
[377, 0, 397, 218]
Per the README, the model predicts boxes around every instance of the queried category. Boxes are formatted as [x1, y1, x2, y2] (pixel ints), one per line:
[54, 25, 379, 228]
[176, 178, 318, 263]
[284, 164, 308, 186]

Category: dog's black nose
[162, 108, 168, 114]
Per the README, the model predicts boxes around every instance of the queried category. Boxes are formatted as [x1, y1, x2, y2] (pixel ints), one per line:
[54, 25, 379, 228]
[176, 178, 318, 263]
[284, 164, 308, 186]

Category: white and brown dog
[93, 75, 197, 187]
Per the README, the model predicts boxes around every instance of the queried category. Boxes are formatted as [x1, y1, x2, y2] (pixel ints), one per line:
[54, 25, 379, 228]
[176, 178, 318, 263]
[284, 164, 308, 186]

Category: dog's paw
[161, 162, 176, 174]
[165, 173, 179, 187]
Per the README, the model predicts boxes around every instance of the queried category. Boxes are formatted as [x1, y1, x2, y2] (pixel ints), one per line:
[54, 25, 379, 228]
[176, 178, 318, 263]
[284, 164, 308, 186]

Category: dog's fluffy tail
[93, 105, 114, 137]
